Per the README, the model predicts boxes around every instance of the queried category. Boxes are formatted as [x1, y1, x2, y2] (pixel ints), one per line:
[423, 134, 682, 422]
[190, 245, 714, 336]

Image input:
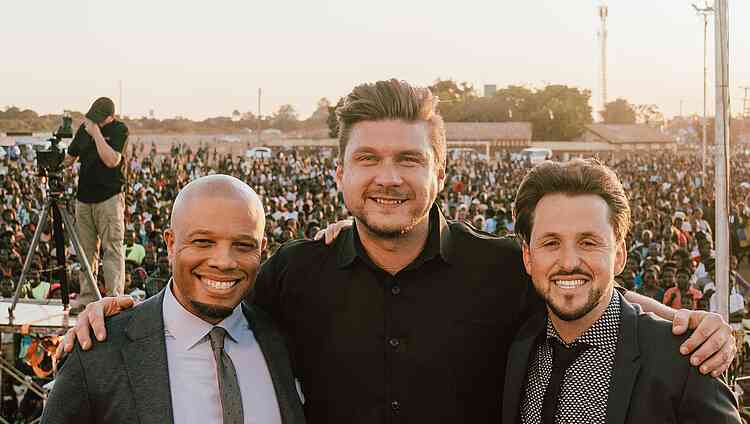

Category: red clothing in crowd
[663, 286, 703, 310]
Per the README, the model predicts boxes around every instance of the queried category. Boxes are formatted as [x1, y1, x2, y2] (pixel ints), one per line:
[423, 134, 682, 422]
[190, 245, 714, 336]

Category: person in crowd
[124, 230, 146, 266]
[663, 268, 703, 310]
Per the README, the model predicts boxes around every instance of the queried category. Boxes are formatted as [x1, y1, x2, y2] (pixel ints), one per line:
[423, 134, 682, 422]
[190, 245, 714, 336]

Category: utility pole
[741, 86, 750, 118]
[693, 2, 713, 181]
[118, 80, 123, 118]
[597, 3, 609, 116]
[257, 88, 262, 146]
[713, 0, 731, 323]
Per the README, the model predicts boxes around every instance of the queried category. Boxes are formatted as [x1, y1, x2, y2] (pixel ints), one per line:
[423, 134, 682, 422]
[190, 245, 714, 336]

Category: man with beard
[61, 80, 735, 424]
[43, 175, 304, 424]
[502, 159, 739, 423]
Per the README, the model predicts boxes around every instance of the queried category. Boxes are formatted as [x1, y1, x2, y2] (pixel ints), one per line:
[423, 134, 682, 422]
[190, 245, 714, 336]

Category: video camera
[36, 114, 74, 195]
[36, 115, 73, 173]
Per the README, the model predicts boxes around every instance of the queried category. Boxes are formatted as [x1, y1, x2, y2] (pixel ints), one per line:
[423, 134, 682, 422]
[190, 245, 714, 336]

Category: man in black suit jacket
[502, 159, 740, 423]
[503, 296, 740, 423]
[42, 175, 305, 424]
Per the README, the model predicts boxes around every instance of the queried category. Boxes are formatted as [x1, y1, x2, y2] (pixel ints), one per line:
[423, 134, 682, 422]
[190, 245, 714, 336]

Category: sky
[1, 0, 748, 121]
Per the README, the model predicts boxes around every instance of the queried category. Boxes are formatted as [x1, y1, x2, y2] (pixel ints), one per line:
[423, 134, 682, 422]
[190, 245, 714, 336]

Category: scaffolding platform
[0, 299, 76, 336]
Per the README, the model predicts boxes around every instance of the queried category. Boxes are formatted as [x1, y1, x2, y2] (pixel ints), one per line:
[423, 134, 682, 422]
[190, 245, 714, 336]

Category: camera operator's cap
[85, 97, 115, 124]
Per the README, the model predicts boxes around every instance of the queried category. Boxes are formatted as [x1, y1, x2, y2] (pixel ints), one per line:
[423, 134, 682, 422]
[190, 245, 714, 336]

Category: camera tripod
[8, 177, 101, 320]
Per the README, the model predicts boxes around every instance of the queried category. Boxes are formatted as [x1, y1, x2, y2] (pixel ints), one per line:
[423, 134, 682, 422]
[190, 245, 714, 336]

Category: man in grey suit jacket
[42, 175, 305, 424]
[502, 159, 740, 423]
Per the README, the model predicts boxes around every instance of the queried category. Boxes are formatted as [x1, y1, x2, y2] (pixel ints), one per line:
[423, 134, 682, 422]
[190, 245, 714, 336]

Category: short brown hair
[513, 159, 631, 244]
[336, 79, 446, 168]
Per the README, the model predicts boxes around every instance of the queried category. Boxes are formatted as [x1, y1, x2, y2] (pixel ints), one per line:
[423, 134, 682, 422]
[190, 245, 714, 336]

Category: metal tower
[741, 86, 750, 118]
[598, 3, 609, 114]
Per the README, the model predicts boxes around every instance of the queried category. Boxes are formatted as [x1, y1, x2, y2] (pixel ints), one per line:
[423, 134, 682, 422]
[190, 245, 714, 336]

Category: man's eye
[192, 239, 212, 246]
[400, 157, 422, 166]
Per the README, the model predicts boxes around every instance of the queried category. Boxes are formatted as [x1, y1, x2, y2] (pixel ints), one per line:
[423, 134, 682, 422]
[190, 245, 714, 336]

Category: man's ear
[521, 240, 532, 276]
[614, 239, 627, 276]
[164, 229, 175, 264]
[335, 163, 343, 191]
[436, 163, 446, 193]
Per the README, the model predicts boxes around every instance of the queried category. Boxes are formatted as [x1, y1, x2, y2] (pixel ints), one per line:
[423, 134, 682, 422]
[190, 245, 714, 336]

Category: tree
[600, 98, 637, 124]
[530, 85, 593, 140]
[327, 98, 344, 138]
[430, 79, 476, 102]
[430, 79, 478, 121]
[270, 104, 299, 131]
[306, 97, 331, 127]
[634, 104, 663, 125]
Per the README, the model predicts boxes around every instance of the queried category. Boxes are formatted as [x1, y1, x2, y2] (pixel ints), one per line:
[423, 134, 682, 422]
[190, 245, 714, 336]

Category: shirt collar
[546, 289, 622, 350]
[162, 280, 247, 351]
[336, 203, 454, 270]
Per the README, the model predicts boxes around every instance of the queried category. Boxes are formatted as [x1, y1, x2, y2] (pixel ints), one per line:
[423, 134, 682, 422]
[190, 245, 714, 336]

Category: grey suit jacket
[42, 290, 306, 424]
[502, 297, 741, 424]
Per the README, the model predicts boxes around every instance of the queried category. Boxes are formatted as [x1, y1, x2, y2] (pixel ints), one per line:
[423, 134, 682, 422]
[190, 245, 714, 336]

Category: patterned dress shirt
[521, 290, 622, 424]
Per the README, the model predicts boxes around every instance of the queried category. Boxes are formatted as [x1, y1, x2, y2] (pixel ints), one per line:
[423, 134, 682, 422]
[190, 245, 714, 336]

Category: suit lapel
[122, 290, 174, 424]
[605, 298, 642, 424]
[243, 302, 305, 424]
[503, 310, 546, 424]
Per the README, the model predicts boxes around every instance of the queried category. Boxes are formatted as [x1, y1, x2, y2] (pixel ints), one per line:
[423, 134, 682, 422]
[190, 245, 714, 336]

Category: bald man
[43, 175, 305, 424]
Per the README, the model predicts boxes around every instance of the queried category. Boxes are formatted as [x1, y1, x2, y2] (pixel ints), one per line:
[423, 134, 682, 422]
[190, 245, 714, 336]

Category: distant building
[577, 123, 676, 152]
[483, 84, 497, 97]
[231, 110, 241, 122]
[445, 122, 532, 157]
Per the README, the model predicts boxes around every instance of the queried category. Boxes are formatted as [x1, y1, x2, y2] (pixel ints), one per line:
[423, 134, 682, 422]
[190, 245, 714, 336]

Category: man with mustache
[502, 159, 739, 423]
[44, 175, 304, 423]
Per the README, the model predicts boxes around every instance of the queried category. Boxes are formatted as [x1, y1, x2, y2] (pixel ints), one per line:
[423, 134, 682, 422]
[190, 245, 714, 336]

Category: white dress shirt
[163, 284, 282, 424]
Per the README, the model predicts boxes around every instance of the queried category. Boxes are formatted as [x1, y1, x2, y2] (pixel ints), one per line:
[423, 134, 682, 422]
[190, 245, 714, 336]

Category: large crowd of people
[0, 142, 749, 304]
[1, 142, 750, 306]
[0, 139, 749, 420]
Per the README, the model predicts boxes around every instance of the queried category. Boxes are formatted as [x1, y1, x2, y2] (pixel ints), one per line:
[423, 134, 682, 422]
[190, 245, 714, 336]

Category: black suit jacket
[42, 290, 306, 424]
[502, 297, 741, 424]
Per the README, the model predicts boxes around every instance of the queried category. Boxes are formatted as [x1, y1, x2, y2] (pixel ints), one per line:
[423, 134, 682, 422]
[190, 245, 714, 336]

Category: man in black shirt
[62, 80, 735, 423]
[63, 97, 129, 313]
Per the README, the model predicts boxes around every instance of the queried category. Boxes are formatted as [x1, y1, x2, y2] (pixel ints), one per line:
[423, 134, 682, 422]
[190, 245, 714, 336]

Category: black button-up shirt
[251, 205, 542, 424]
[68, 121, 129, 203]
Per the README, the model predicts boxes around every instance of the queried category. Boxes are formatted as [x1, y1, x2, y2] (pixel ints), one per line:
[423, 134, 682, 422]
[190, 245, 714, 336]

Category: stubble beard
[357, 213, 421, 239]
[546, 285, 603, 322]
[190, 300, 234, 321]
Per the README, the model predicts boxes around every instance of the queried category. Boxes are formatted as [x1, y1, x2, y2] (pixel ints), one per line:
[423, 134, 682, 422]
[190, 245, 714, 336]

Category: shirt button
[391, 400, 400, 412]
[389, 338, 400, 348]
[391, 285, 401, 295]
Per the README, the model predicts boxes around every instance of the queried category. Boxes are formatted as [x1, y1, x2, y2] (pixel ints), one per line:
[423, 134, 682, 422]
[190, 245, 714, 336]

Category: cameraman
[62, 97, 129, 314]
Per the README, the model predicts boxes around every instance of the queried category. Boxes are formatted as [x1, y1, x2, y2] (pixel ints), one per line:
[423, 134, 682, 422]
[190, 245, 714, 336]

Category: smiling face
[522, 193, 626, 323]
[164, 179, 266, 324]
[336, 120, 445, 239]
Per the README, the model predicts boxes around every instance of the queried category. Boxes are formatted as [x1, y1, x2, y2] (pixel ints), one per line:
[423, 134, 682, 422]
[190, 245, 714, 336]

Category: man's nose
[207, 244, 238, 270]
[373, 162, 404, 187]
[557, 243, 581, 272]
